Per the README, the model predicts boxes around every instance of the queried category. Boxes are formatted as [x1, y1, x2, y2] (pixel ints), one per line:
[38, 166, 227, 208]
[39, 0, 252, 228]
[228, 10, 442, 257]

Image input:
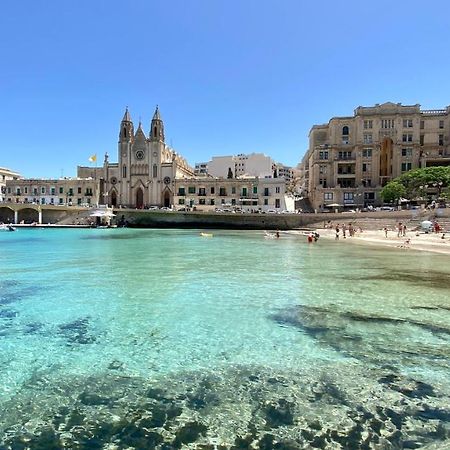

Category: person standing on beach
[402, 224, 407, 236]
[349, 223, 354, 237]
[342, 223, 347, 239]
[397, 222, 402, 237]
[384, 227, 388, 238]
[335, 224, 340, 240]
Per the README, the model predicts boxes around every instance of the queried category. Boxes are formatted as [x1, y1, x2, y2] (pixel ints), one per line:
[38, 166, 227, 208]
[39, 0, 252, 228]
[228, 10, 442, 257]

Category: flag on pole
[89, 154, 97, 163]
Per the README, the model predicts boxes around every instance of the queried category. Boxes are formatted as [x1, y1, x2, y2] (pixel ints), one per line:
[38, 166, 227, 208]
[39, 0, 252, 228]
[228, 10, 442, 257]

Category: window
[188, 186, 196, 194]
[78, 187, 82, 194]
[264, 198, 268, 205]
[68, 188, 73, 196]
[59, 198, 64, 205]
[439, 134, 444, 146]
[420, 134, 424, 146]
[275, 187, 280, 193]
[51, 187, 56, 195]
[363, 133, 373, 144]
[381, 119, 395, 129]
[343, 192, 354, 204]
[33, 188, 38, 195]
[219, 187, 227, 196]
[319, 178, 327, 187]
[16, 188, 21, 195]
[210, 199, 215, 205]
[403, 119, 413, 128]
[264, 187, 269, 196]
[231, 187, 236, 194]
[439, 120, 444, 129]
[324, 192, 333, 200]
[198, 188, 206, 196]
[362, 163, 371, 172]
[364, 192, 375, 200]
[178, 187, 185, 196]
[210, 187, 215, 194]
[199, 198, 206, 205]
[275, 199, 280, 209]
[401, 148, 413, 157]
[401, 162, 412, 172]
[362, 179, 372, 187]
[241, 187, 247, 197]
[420, 120, 424, 129]
[253, 186, 257, 194]
[122, 165, 127, 178]
[152, 164, 158, 178]
[363, 120, 373, 129]
[24, 187, 28, 194]
[402, 134, 413, 142]
[178, 198, 185, 205]
[319, 165, 327, 174]
[318, 151, 329, 159]
[338, 151, 353, 159]
[362, 148, 372, 158]
[342, 126, 349, 135]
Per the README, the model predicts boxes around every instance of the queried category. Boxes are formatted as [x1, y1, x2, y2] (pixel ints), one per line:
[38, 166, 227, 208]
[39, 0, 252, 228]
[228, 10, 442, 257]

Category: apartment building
[4, 177, 99, 206]
[0, 167, 21, 202]
[173, 176, 287, 211]
[301, 102, 450, 210]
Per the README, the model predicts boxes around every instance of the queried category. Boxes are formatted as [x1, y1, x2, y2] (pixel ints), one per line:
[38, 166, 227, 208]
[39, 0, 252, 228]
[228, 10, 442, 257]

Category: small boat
[200, 232, 213, 237]
[0, 224, 17, 232]
[264, 231, 277, 239]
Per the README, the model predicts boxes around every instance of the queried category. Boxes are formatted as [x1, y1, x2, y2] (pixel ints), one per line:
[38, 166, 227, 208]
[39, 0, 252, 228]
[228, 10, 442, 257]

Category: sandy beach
[316, 226, 450, 255]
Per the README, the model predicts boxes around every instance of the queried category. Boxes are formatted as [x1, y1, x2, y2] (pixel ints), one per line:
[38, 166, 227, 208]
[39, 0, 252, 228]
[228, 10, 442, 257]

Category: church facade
[78, 106, 194, 208]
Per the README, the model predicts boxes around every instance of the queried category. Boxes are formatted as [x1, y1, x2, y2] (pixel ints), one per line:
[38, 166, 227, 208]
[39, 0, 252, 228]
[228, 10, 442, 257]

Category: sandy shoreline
[315, 227, 450, 255]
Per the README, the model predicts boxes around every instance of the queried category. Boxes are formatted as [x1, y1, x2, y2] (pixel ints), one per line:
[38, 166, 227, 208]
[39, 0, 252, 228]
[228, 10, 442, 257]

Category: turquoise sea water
[0, 228, 449, 449]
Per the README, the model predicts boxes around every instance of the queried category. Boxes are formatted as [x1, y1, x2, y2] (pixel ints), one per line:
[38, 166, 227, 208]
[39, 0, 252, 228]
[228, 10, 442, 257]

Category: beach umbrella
[420, 220, 433, 230]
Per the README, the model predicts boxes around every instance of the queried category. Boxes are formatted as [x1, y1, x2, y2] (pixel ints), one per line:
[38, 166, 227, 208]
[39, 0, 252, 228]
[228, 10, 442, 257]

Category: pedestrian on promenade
[384, 227, 388, 238]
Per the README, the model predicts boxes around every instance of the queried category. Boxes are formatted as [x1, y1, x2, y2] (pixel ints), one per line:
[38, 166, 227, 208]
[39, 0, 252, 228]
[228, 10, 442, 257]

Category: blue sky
[1, 0, 450, 178]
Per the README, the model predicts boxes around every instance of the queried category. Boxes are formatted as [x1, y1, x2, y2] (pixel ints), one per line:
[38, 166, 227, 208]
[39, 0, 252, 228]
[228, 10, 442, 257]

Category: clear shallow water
[0, 228, 449, 449]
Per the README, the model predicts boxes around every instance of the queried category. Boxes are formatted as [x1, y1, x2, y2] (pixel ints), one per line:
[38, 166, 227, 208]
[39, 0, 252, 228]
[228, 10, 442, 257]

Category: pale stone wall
[302, 103, 450, 211]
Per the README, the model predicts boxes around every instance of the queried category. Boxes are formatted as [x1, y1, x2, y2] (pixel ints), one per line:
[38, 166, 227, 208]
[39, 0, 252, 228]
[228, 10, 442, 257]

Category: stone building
[300, 102, 450, 211]
[3, 177, 98, 206]
[173, 176, 287, 211]
[0, 167, 21, 202]
[78, 107, 194, 208]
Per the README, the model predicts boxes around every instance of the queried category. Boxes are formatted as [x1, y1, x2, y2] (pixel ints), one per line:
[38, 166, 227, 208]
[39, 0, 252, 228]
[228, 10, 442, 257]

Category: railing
[421, 109, 447, 115]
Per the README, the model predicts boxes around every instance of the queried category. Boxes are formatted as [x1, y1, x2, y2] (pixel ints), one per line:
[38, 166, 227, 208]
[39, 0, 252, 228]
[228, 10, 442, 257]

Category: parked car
[148, 206, 159, 210]
[266, 209, 278, 214]
[159, 206, 172, 211]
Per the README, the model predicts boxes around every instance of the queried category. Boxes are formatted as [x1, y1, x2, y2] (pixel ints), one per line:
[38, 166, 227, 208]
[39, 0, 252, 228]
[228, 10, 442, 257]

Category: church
[78, 106, 194, 208]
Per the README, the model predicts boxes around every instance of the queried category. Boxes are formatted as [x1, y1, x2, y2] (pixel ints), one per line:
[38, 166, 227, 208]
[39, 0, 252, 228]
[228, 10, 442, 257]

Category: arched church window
[342, 126, 349, 136]
[122, 165, 127, 178]
[123, 127, 127, 138]
[153, 164, 158, 178]
[154, 127, 157, 138]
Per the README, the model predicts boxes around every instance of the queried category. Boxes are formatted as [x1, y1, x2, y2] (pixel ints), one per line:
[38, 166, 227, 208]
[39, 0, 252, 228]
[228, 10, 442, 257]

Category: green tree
[380, 181, 406, 204]
[398, 166, 450, 198]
